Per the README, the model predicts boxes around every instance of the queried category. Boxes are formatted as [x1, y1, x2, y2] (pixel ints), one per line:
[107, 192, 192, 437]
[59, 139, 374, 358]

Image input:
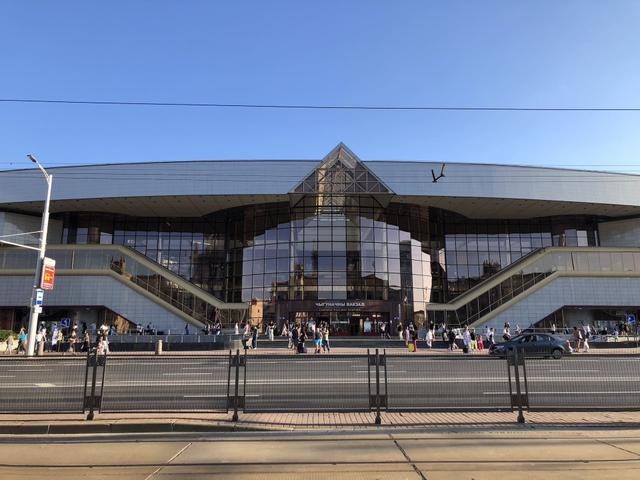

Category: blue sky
[1, 1, 639, 170]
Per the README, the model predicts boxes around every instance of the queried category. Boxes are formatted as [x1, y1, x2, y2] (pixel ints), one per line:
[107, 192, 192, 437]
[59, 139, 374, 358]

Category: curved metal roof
[1, 144, 639, 219]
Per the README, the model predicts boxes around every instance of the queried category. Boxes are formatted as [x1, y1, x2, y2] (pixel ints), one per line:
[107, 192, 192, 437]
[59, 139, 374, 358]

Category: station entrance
[289, 311, 389, 336]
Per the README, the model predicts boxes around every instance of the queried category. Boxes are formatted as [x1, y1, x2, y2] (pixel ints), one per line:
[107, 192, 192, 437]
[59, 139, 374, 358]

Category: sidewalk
[2, 410, 640, 434]
[2, 427, 640, 479]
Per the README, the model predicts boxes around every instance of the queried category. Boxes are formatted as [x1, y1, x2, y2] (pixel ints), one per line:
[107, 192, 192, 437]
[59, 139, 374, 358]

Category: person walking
[487, 328, 495, 348]
[251, 325, 258, 350]
[35, 329, 44, 356]
[503, 325, 511, 342]
[321, 324, 331, 353]
[55, 327, 63, 352]
[68, 327, 78, 355]
[410, 328, 418, 352]
[314, 326, 323, 354]
[297, 329, 307, 354]
[18, 328, 27, 355]
[447, 328, 456, 351]
[397, 323, 403, 340]
[268, 321, 275, 341]
[234, 322, 239, 335]
[462, 327, 471, 354]
[470, 329, 477, 352]
[5, 332, 15, 354]
[477, 333, 484, 351]
[425, 327, 433, 349]
[572, 326, 583, 353]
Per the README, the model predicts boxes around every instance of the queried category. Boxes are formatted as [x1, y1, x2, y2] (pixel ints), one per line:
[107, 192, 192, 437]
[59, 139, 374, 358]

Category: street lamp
[25, 154, 53, 356]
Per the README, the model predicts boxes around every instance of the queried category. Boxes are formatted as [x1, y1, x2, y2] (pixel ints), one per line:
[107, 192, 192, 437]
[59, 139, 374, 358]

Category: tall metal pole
[26, 156, 52, 357]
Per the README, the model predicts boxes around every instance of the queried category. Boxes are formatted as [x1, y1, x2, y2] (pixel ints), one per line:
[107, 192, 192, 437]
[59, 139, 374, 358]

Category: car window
[538, 335, 551, 342]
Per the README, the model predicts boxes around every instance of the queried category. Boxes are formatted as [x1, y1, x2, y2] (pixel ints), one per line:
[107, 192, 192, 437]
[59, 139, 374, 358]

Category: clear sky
[1, 0, 639, 171]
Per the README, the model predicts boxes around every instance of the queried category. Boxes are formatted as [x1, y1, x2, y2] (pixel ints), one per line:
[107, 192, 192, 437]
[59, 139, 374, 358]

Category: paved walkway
[2, 410, 640, 433]
[2, 428, 640, 479]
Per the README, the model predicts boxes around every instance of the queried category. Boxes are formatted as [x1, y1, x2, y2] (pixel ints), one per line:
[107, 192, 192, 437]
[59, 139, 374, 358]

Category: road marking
[162, 373, 215, 376]
[182, 367, 225, 370]
[183, 394, 260, 398]
[34, 383, 56, 387]
[483, 391, 640, 395]
[0, 375, 16, 378]
[549, 369, 600, 372]
[6, 369, 54, 372]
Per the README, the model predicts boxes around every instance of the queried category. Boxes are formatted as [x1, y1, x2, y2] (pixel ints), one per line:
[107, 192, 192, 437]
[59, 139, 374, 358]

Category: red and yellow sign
[40, 257, 56, 290]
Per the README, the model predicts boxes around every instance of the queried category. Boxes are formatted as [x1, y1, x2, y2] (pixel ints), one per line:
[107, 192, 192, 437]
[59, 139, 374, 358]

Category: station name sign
[314, 301, 365, 309]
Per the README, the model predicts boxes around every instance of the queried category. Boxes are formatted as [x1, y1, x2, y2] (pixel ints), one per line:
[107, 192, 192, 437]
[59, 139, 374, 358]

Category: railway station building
[1, 144, 639, 335]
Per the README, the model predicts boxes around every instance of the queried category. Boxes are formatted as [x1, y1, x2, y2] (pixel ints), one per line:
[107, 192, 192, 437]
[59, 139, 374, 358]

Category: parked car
[489, 333, 571, 359]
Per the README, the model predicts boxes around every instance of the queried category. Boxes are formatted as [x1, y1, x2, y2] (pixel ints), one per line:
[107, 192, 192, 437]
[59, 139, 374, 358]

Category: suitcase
[463, 345, 469, 354]
[297, 342, 307, 354]
[408, 342, 415, 352]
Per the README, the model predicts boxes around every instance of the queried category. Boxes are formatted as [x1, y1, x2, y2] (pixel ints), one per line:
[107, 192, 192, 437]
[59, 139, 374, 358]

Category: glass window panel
[361, 227, 374, 241]
[333, 256, 346, 270]
[387, 243, 400, 258]
[318, 256, 332, 271]
[253, 259, 264, 274]
[375, 257, 387, 272]
[277, 257, 289, 273]
[265, 258, 277, 273]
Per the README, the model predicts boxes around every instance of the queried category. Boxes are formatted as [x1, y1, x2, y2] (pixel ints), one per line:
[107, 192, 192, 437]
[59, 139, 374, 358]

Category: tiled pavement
[2, 410, 640, 432]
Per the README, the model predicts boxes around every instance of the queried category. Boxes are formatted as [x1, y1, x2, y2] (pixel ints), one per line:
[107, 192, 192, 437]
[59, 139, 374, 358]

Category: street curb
[0, 422, 271, 435]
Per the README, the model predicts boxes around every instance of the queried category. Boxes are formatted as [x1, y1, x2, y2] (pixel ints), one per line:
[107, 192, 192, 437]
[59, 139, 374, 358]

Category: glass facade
[57, 203, 599, 330]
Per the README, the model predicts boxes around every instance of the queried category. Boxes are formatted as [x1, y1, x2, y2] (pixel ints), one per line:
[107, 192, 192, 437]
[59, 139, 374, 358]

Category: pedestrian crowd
[3, 321, 112, 355]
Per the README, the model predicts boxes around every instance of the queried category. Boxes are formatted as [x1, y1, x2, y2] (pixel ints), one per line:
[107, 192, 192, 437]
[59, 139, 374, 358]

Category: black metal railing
[1, 349, 639, 423]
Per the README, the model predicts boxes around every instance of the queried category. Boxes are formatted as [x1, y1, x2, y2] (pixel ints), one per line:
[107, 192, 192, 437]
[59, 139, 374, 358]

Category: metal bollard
[155, 340, 163, 355]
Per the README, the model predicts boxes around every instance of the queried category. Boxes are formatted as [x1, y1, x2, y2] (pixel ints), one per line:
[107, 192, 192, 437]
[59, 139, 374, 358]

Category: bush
[0, 330, 14, 342]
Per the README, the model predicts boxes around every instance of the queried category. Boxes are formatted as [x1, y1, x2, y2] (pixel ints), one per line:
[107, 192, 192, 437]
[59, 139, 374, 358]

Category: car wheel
[551, 349, 562, 360]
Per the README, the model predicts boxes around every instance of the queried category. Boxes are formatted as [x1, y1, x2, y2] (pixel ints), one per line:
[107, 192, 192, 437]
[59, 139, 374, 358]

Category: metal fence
[0, 357, 87, 413]
[243, 354, 372, 412]
[385, 354, 513, 412]
[100, 354, 231, 413]
[2, 349, 639, 422]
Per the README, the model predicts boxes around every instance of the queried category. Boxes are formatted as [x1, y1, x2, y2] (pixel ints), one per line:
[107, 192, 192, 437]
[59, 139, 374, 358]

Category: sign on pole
[40, 257, 56, 290]
[35, 289, 44, 306]
[627, 314, 637, 325]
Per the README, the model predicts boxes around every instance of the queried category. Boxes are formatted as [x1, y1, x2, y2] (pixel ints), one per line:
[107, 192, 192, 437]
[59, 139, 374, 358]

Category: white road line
[483, 391, 640, 395]
[0, 375, 16, 378]
[34, 383, 56, 387]
[549, 369, 600, 372]
[162, 373, 215, 376]
[6, 369, 54, 372]
[183, 394, 260, 398]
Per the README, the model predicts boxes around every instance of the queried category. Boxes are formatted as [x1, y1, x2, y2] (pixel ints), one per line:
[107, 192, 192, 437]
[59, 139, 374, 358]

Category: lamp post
[26, 154, 53, 357]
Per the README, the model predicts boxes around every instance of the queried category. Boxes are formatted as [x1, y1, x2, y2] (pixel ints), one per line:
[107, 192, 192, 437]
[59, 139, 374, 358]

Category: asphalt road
[1, 355, 639, 413]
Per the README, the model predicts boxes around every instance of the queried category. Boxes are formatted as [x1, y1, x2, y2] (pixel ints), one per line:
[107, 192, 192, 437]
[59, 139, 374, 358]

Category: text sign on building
[314, 301, 365, 309]
[40, 257, 56, 290]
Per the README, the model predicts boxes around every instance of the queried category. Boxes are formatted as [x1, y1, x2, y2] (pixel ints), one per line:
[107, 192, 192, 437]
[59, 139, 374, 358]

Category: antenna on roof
[431, 163, 446, 183]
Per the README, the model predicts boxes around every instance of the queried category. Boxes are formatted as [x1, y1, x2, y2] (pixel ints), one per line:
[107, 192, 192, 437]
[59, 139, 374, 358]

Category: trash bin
[155, 340, 163, 355]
